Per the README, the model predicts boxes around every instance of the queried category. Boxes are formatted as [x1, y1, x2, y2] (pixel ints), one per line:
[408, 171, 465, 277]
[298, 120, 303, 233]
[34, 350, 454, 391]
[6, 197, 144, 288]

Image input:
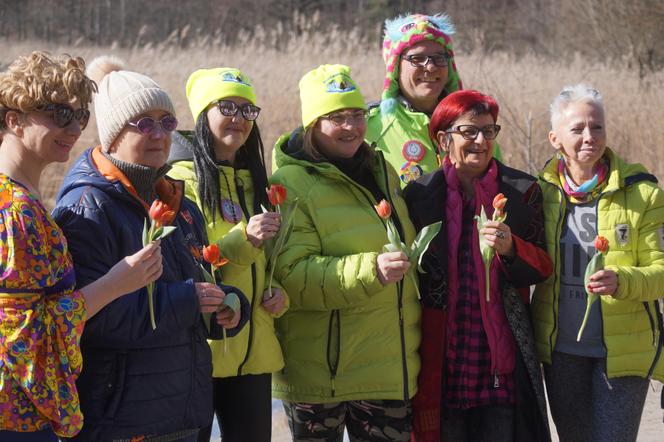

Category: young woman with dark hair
[169, 67, 287, 442]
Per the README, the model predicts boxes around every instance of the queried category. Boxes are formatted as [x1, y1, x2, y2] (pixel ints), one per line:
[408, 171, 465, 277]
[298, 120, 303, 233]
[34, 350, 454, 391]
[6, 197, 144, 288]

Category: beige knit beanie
[87, 55, 175, 151]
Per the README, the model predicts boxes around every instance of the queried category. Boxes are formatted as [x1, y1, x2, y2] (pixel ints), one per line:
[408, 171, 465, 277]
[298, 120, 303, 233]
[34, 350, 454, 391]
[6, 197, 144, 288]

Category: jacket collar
[92, 146, 184, 214]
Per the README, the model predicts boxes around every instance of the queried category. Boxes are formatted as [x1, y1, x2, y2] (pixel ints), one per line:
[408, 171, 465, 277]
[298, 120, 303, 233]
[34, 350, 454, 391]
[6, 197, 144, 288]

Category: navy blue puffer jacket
[52, 147, 248, 441]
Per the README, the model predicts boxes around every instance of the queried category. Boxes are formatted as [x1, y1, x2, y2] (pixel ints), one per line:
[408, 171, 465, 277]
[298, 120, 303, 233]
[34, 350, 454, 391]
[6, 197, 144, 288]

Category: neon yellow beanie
[299, 64, 367, 128]
[185, 67, 257, 122]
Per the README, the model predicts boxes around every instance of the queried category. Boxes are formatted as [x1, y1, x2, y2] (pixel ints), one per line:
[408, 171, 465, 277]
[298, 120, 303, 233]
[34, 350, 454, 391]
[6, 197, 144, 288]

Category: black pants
[440, 405, 514, 442]
[197, 373, 272, 442]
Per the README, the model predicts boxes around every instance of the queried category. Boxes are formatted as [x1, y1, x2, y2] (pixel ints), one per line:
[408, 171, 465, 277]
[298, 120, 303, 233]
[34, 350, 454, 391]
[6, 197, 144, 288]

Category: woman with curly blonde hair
[0, 51, 163, 441]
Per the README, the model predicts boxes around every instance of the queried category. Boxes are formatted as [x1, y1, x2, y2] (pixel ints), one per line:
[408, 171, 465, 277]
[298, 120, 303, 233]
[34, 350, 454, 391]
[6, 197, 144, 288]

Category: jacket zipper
[378, 153, 410, 401]
[321, 152, 411, 400]
[647, 300, 664, 378]
[234, 174, 257, 376]
[326, 310, 341, 397]
[594, 190, 612, 382]
[547, 183, 566, 357]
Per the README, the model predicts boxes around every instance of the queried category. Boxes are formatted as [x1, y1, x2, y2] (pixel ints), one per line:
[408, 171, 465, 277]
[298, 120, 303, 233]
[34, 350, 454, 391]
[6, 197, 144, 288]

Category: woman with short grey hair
[532, 84, 664, 441]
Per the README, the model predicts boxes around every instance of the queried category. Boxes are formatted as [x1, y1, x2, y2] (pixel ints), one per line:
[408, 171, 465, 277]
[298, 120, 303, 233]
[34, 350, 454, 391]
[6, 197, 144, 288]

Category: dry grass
[3, 35, 664, 208]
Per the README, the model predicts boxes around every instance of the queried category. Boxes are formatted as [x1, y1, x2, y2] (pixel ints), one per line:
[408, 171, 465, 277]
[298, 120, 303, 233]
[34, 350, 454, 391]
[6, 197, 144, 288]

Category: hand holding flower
[261, 287, 287, 315]
[374, 199, 440, 296]
[577, 235, 610, 341]
[376, 251, 411, 285]
[143, 199, 178, 330]
[246, 212, 281, 248]
[586, 269, 618, 295]
[480, 220, 514, 257]
[195, 282, 226, 313]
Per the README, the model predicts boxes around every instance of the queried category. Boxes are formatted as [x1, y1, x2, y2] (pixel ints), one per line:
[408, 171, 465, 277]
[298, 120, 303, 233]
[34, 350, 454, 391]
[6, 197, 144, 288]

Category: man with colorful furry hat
[367, 13, 500, 186]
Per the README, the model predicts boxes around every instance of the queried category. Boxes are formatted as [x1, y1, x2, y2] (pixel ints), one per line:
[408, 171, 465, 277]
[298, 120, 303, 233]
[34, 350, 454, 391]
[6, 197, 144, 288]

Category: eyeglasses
[216, 100, 261, 121]
[446, 124, 501, 140]
[403, 54, 450, 68]
[322, 110, 367, 127]
[127, 115, 178, 135]
[38, 103, 90, 130]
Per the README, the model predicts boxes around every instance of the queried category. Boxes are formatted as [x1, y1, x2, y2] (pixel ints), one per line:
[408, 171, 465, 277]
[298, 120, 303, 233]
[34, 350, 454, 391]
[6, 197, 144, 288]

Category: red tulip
[492, 193, 508, 220]
[202, 244, 229, 268]
[267, 184, 287, 207]
[493, 193, 507, 211]
[594, 235, 609, 255]
[375, 199, 392, 219]
[149, 199, 176, 228]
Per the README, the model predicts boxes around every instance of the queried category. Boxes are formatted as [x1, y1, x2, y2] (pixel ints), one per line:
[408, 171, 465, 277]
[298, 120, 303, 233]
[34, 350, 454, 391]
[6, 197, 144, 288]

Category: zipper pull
[602, 372, 613, 390]
[493, 371, 500, 388]
[331, 376, 336, 398]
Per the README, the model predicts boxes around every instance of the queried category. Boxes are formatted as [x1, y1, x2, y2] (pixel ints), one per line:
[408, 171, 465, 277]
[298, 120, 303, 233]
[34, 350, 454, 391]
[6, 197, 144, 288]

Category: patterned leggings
[283, 399, 412, 442]
[544, 351, 649, 442]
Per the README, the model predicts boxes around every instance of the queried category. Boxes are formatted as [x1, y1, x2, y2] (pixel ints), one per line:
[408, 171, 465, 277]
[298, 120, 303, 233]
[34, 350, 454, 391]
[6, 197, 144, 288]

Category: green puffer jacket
[532, 148, 664, 381]
[168, 154, 286, 378]
[270, 132, 421, 403]
[366, 100, 502, 187]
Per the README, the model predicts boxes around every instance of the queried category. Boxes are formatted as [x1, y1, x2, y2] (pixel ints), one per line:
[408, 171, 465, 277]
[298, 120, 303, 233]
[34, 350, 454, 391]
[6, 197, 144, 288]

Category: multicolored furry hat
[380, 13, 462, 115]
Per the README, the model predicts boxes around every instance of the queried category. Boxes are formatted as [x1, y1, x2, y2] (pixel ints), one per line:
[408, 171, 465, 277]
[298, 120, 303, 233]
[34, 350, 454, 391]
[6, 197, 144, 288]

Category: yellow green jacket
[532, 148, 664, 380]
[269, 133, 421, 402]
[168, 160, 286, 378]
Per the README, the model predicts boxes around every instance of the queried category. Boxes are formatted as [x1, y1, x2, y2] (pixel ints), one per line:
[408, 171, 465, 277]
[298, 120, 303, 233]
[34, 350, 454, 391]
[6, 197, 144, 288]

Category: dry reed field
[4, 31, 664, 208]
[3, 32, 664, 440]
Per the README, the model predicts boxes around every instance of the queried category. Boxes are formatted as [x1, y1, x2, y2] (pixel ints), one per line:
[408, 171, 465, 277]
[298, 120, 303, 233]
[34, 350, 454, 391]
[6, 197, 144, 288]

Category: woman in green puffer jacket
[168, 67, 287, 442]
[532, 84, 664, 442]
[271, 64, 421, 442]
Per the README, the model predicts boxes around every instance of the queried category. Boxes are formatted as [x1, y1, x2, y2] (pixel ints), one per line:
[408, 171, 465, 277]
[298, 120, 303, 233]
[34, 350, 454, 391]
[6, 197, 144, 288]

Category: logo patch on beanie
[325, 74, 357, 93]
[219, 70, 251, 86]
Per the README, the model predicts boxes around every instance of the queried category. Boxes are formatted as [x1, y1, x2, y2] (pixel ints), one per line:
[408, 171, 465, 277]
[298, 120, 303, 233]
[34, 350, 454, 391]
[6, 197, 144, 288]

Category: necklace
[219, 168, 242, 224]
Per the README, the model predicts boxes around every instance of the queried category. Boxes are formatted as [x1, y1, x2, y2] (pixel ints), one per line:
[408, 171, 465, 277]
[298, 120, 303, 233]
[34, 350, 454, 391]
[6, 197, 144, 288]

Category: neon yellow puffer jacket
[532, 148, 664, 381]
[269, 133, 421, 403]
[168, 161, 286, 377]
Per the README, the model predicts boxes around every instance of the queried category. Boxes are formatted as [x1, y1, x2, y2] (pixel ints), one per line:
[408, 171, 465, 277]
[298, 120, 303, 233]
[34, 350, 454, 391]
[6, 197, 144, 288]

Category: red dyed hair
[428, 90, 499, 142]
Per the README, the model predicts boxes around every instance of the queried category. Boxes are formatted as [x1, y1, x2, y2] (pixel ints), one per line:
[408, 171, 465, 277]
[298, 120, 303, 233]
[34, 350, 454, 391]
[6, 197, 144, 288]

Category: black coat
[404, 161, 552, 442]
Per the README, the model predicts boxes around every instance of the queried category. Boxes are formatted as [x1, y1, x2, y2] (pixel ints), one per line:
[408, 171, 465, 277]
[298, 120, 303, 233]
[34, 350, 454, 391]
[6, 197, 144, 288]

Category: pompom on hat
[87, 55, 175, 151]
[299, 64, 367, 128]
[380, 13, 463, 116]
[186, 67, 257, 123]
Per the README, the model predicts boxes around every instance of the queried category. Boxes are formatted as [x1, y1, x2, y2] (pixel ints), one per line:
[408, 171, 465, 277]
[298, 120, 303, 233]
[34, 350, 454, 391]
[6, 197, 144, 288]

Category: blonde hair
[0, 52, 96, 126]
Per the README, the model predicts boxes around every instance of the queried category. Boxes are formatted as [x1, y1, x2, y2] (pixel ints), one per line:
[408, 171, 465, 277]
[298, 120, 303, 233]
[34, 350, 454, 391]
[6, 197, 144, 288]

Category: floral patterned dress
[0, 173, 86, 437]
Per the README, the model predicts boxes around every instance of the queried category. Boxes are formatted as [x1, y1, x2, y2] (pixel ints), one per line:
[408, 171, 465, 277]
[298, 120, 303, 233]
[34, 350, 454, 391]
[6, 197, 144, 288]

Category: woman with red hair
[404, 90, 553, 441]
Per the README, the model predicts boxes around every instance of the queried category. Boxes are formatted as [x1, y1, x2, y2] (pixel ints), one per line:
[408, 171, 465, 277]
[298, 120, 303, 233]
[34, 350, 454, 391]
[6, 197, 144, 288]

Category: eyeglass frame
[402, 53, 451, 68]
[445, 124, 501, 141]
[37, 103, 91, 130]
[127, 114, 178, 135]
[320, 110, 368, 127]
[215, 99, 261, 121]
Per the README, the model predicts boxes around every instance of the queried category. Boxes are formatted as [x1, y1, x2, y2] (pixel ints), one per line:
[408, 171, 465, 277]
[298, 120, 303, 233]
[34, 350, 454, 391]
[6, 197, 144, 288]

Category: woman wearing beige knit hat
[52, 56, 249, 442]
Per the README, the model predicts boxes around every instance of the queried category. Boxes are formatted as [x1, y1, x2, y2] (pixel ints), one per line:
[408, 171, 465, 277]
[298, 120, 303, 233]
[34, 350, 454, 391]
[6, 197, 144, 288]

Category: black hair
[192, 111, 269, 221]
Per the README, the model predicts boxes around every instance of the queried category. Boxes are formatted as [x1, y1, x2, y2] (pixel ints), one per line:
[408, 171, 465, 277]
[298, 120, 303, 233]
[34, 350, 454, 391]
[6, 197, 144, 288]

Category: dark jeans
[0, 429, 58, 442]
[544, 351, 649, 442]
[197, 373, 272, 442]
[283, 399, 412, 442]
[440, 405, 514, 442]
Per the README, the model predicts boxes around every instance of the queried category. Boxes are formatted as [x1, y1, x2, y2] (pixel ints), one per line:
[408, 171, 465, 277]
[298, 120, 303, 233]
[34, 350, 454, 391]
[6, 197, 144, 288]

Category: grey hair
[550, 84, 604, 130]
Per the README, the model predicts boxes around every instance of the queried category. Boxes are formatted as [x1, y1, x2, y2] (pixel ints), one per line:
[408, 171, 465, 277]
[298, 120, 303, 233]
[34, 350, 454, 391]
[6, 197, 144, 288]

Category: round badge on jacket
[402, 140, 426, 163]
[399, 161, 423, 184]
